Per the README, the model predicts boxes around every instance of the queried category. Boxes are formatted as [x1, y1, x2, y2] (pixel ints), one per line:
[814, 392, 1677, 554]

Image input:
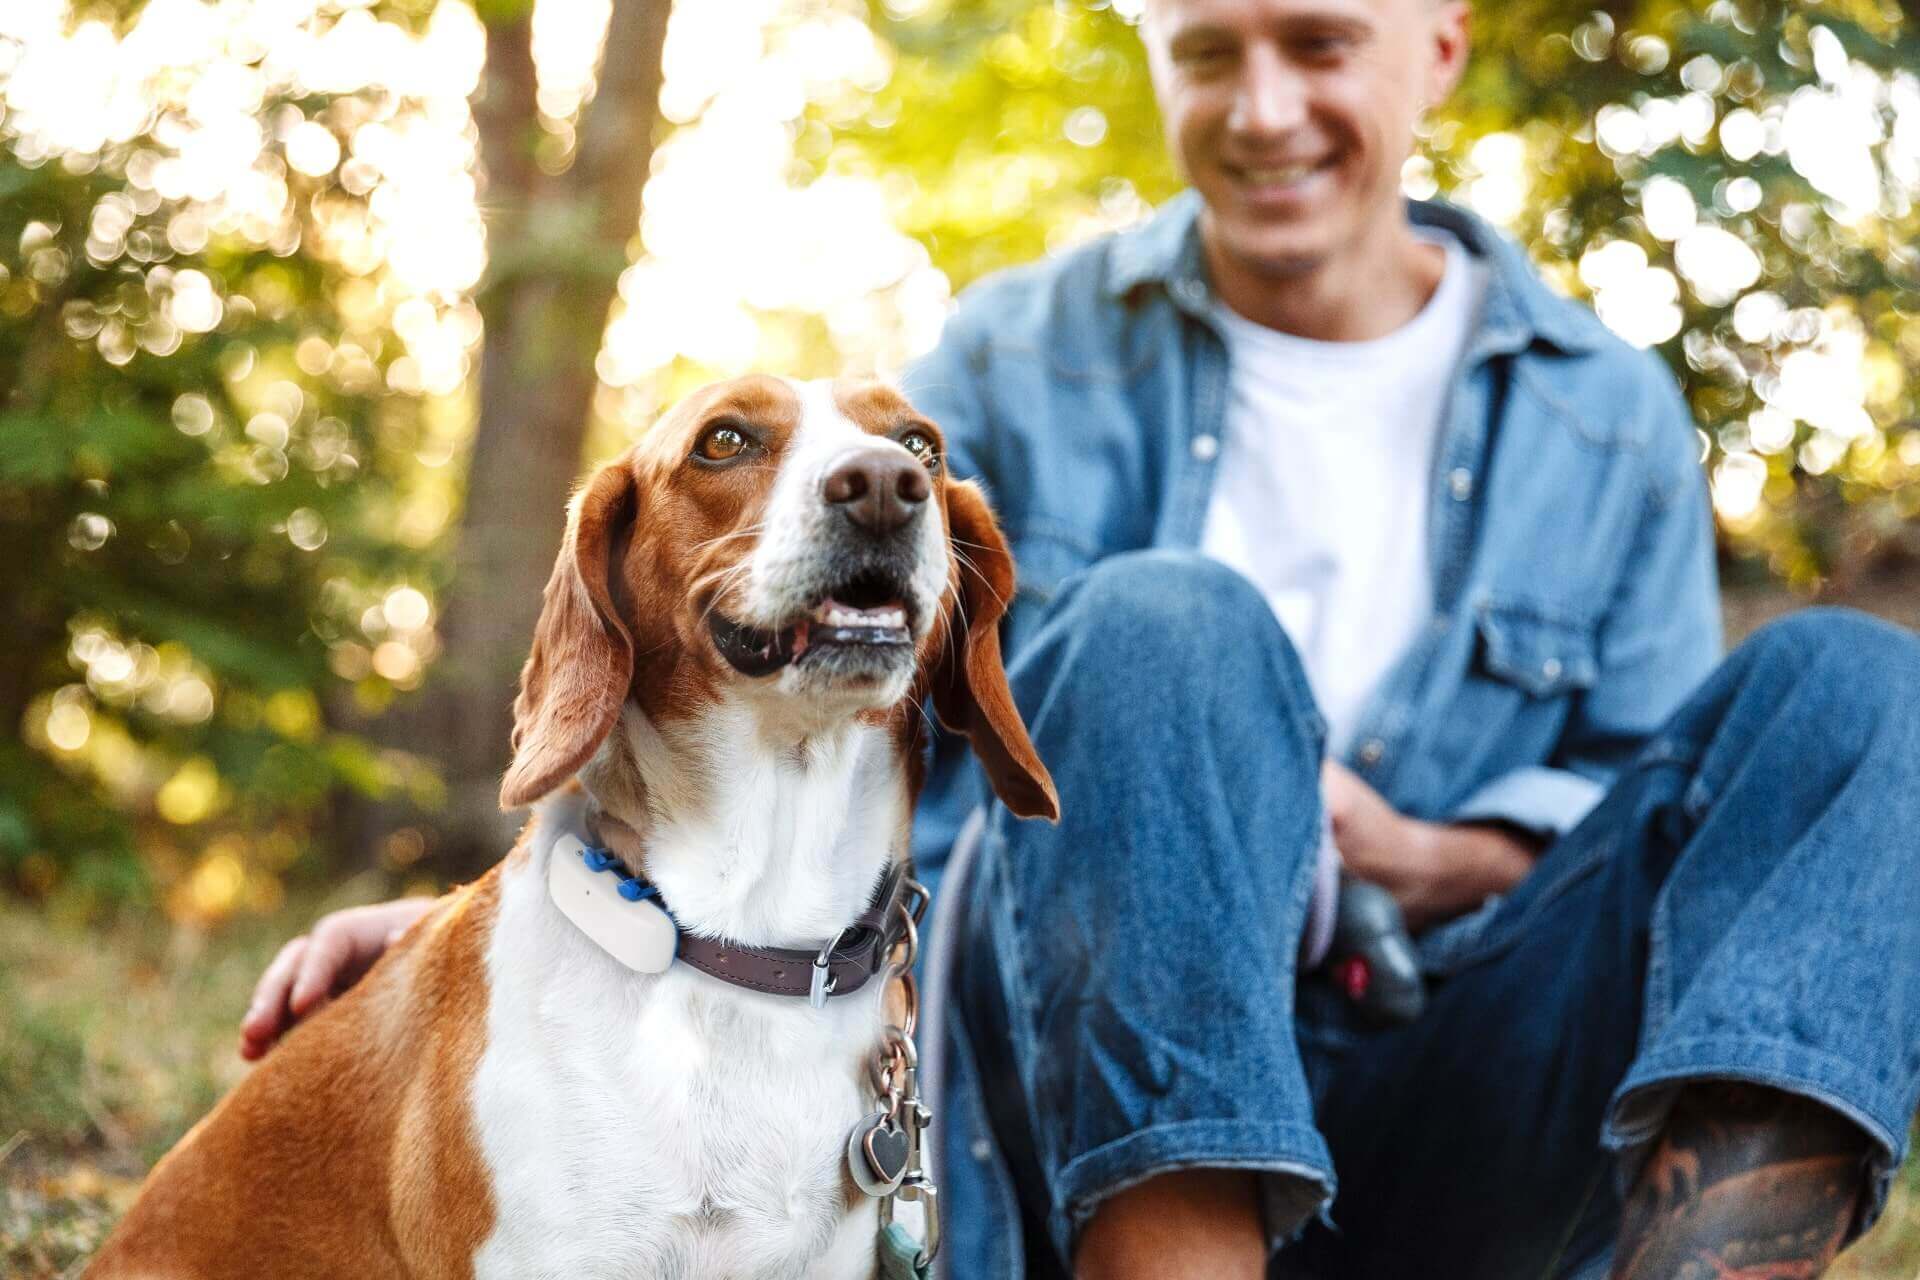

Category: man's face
[1143, 0, 1469, 279]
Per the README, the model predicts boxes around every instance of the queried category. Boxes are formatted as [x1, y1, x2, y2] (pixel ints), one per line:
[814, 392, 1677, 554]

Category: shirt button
[1173, 277, 1206, 307]
[1448, 468, 1474, 501]
[971, 1138, 994, 1162]
[1357, 738, 1386, 767]
[1542, 658, 1563, 681]
[1190, 433, 1220, 461]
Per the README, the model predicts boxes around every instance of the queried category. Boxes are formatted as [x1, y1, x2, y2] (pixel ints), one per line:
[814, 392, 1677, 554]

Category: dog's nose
[821, 449, 930, 535]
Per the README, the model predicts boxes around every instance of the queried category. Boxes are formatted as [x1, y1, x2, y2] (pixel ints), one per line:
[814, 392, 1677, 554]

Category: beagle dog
[88, 375, 1057, 1280]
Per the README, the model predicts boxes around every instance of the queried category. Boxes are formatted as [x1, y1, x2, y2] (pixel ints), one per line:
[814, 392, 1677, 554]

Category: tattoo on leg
[1611, 1084, 1868, 1280]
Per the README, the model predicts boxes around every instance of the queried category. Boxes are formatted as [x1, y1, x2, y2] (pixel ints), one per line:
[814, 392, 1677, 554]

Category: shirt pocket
[1473, 600, 1599, 698]
[1419, 599, 1600, 814]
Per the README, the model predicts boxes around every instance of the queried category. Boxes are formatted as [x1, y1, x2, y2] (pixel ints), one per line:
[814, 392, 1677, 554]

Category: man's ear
[499, 462, 638, 811]
[933, 481, 1059, 822]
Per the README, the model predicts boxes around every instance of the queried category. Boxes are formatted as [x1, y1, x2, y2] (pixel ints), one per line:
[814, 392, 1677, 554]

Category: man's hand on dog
[238, 897, 437, 1059]
[1322, 761, 1539, 932]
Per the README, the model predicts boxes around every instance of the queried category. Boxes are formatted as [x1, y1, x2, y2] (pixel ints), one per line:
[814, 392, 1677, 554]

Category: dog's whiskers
[687, 523, 768, 555]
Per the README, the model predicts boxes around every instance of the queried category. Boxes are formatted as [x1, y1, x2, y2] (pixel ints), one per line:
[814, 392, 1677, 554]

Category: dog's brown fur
[86, 849, 518, 1279]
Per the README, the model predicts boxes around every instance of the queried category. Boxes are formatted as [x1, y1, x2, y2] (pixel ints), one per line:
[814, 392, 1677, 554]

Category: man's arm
[1324, 760, 1537, 931]
[1327, 362, 1720, 928]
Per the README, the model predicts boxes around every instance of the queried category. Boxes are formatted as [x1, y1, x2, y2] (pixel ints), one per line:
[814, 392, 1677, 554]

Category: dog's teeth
[814, 603, 908, 630]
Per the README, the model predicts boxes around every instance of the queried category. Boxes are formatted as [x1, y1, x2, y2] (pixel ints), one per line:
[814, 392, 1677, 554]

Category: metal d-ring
[810, 926, 848, 1009]
[902, 876, 931, 926]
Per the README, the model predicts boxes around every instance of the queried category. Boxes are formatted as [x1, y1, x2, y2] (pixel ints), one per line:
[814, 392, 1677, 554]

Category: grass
[2, 889, 1917, 1278]
[0, 879, 391, 1279]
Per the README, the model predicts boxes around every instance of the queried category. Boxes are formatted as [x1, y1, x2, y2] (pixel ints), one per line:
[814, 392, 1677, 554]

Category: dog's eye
[696, 425, 747, 462]
[899, 431, 940, 471]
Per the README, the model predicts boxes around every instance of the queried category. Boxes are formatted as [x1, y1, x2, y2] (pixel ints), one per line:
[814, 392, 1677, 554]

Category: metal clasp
[810, 926, 847, 1009]
[897, 1175, 941, 1271]
[879, 1036, 940, 1270]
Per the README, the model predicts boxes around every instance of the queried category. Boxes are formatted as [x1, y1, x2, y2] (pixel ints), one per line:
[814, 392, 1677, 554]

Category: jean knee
[1740, 607, 1920, 721]
[1052, 549, 1301, 669]
[1023, 551, 1321, 746]
[1060, 550, 1269, 630]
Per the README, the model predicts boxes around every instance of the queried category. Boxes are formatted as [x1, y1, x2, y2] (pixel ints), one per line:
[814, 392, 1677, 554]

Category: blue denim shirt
[903, 193, 1723, 884]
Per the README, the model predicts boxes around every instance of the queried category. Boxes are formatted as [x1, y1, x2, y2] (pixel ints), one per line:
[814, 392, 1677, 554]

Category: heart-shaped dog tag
[847, 1111, 909, 1197]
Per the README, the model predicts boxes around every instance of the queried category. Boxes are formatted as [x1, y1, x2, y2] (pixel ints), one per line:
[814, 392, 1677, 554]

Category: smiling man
[1161, 0, 1455, 340]
[893, 0, 1920, 1276]
[240, 0, 1920, 1276]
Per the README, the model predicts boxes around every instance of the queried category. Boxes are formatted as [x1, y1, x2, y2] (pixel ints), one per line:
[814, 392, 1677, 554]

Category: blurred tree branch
[401, 0, 669, 867]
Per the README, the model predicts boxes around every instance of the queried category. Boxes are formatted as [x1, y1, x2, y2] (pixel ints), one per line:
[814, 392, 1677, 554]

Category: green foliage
[826, 0, 1179, 288]
[0, 43, 440, 911]
[833, 0, 1920, 583]
[1458, 0, 1920, 583]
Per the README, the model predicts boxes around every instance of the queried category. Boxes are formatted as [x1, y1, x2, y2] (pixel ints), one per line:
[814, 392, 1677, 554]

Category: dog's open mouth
[710, 570, 914, 677]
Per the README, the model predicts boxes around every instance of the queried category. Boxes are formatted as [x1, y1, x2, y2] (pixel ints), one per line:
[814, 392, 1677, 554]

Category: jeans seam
[1424, 831, 1617, 976]
[987, 824, 1053, 1188]
[1605, 1039, 1913, 1250]
[1643, 859, 1673, 1050]
[1608, 1036, 1909, 1158]
[1053, 1118, 1336, 1257]
[947, 1005, 1026, 1280]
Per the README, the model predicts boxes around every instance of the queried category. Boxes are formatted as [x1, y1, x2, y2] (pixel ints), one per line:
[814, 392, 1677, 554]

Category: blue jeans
[941, 551, 1920, 1278]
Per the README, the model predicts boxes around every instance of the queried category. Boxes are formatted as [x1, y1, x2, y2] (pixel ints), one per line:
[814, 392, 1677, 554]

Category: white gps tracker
[546, 833, 679, 975]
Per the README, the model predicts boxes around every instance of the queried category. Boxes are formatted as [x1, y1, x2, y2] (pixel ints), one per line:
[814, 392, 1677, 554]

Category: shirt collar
[1101, 190, 1606, 357]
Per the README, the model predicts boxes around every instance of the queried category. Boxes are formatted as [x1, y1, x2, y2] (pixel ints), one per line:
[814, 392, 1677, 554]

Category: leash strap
[878, 1220, 933, 1280]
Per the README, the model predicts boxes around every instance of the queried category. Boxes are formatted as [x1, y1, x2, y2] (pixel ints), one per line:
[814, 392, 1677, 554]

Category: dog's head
[498, 374, 1057, 823]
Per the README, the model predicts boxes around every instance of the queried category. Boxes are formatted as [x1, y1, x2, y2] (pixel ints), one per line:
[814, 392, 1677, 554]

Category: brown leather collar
[578, 820, 917, 1003]
[674, 862, 914, 1004]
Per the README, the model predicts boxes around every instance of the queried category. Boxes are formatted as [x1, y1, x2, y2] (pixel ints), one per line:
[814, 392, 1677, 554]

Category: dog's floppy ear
[499, 462, 638, 811]
[933, 481, 1059, 822]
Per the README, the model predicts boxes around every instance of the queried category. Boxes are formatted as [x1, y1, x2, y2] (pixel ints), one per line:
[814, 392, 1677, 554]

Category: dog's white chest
[470, 853, 882, 1280]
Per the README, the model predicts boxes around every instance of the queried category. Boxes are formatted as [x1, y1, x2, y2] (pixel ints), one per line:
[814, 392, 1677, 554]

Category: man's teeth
[1242, 162, 1319, 185]
[815, 604, 907, 629]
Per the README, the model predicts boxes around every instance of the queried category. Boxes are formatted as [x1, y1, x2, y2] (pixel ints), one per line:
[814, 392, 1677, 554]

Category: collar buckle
[810, 927, 848, 1009]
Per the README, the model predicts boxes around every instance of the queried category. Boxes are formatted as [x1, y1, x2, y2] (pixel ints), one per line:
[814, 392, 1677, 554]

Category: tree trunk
[400, 0, 671, 870]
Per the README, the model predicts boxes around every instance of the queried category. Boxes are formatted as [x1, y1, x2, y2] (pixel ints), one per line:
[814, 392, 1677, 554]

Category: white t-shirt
[1200, 231, 1488, 759]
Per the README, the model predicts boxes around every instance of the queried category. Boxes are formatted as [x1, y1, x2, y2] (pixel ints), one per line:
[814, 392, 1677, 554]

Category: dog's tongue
[710, 598, 910, 676]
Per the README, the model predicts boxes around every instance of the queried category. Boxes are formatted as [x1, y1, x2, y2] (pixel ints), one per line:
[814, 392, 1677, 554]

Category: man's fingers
[246, 935, 307, 1027]
[288, 915, 363, 1014]
[241, 898, 434, 1060]
[1321, 761, 1360, 829]
[240, 936, 309, 1059]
